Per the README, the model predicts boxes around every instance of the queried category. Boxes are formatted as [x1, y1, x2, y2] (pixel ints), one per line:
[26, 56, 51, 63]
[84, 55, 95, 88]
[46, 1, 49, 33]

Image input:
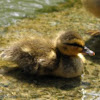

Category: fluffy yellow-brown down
[0, 31, 94, 78]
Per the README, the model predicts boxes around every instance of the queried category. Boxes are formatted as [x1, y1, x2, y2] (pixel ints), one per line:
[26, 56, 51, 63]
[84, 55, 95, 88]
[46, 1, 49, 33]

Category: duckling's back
[0, 37, 57, 74]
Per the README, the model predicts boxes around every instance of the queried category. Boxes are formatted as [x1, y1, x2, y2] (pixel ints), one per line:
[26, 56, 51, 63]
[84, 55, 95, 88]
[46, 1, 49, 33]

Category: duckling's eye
[64, 43, 84, 48]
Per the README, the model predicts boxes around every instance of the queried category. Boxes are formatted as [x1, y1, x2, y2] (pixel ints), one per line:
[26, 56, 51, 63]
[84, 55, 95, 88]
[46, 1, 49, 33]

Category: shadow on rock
[2, 66, 81, 90]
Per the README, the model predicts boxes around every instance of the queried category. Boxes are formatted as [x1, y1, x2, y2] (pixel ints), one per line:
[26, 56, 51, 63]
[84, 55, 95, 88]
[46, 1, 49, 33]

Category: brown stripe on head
[60, 31, 83, 41]
[67, 39, 85, 47]
[59, 31, 85, 46]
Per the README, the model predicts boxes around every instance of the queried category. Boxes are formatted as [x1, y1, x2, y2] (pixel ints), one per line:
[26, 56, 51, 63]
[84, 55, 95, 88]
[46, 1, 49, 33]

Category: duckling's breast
[52, 55, 84, 78]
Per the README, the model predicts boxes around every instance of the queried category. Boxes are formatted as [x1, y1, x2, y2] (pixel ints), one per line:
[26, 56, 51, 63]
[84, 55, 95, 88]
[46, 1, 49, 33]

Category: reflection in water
[0, 0, 65, 26]
[81, 88, 86, 100]
[81, 65, 100, 100]
[81, 88, 100, 100]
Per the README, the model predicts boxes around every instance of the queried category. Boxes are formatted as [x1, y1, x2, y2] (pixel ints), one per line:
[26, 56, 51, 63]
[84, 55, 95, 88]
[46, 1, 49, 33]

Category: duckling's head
[56, 31, 95, 56]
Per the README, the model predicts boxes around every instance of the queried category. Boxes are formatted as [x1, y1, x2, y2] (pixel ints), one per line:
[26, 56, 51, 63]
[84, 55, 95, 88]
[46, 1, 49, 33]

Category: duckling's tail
[0, 48, 12, 61]
[0, 46, 17, 62]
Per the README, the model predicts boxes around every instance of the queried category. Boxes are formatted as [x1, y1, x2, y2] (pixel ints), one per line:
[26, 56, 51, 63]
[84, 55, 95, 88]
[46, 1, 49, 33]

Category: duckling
[0, 31, 95, 78]
[82, 0, 100, 17]
[52, 31, 95, 78]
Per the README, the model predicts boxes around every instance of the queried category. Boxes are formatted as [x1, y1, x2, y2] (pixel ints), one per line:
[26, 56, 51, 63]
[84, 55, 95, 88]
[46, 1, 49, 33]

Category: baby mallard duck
[82, 0, 100, 17]
[52, 31, 95, 78]
[0, 31, 95, 78]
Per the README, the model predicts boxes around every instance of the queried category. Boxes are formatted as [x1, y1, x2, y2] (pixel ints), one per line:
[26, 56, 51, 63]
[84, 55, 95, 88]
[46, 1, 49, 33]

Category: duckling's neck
[52, 49, 84, 78]
[56, 48, 85, 63]
[77, 53, 86, 63]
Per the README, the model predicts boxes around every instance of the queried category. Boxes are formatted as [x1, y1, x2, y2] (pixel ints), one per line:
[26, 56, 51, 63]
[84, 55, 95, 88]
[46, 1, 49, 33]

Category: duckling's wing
[0, 38, 57, 74]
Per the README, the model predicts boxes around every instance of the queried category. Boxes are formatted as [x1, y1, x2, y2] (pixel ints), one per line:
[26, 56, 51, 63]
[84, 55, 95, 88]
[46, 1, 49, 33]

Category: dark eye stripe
[64, 43, 84, 48]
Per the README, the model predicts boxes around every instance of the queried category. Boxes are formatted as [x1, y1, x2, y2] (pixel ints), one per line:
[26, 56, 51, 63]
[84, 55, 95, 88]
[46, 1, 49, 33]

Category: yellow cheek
[76, 47, 83, 53]
[67, 46, 83, 55]
[69, 47, 79, 55]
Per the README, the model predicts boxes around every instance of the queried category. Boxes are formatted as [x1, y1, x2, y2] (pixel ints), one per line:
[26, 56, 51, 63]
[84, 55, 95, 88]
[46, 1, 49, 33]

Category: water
[0, 0, 65, 26]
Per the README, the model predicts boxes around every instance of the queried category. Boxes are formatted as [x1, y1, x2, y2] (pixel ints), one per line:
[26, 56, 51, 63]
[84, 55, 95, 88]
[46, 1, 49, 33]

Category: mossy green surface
[0, 1, 100, 100]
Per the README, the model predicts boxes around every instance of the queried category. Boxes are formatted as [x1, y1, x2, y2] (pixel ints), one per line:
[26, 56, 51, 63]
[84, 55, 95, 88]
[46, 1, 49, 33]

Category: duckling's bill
[82, 46, 95, 56]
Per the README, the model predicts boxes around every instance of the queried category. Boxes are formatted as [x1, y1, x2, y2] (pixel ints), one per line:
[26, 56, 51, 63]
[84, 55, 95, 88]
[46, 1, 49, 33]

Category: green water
[0, 0, 65, 26]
